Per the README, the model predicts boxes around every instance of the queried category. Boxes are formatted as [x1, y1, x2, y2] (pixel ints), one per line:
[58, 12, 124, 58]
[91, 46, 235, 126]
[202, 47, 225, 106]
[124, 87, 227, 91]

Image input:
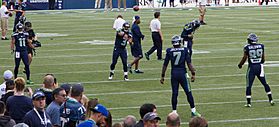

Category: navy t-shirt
[6, 95, 33, 123]
[23, 109, 52, 127]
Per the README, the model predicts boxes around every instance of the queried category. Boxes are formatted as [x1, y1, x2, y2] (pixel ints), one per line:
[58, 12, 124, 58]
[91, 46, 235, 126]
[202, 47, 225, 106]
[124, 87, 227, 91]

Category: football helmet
[247, 33, 258, 44]
[16, 23, 24, 30]
[192, 19, 200, 30]
[19, 16, 26, 24]
[122, 22, 130, 32]
[171, 35, 181, 46]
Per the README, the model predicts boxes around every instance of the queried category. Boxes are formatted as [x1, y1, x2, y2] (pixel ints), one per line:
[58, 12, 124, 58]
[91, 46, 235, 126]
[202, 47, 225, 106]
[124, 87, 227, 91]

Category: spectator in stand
[105, 0, 113, 11]
[78, 104, 109, 127]
[0, 70, 13, 99]
[113, 122, 123, 127]
[0, 79, 15, 104]
[166, 112, 180, 127]
[170, 0, 175, 7]
[0, 101, 16, 127]
[60, 83, 86, 127]
[118, 0, 127, 11]
[143, 112, 161, 127]
[0, 1, 12, 40]
[37, 74, 56, 106]
[123, 115, 137, 127]
[113, 15, 126, 31]
[189, 117, 208, 127]
[23, 90, 52, 127]
[6, 77, 33, 123]
[85, 98, 99, 119]
[162, 0, 167, 7]
[46, 87, 67, 127]
[135, 103, 157, 127]
[60, 83, 71, 96]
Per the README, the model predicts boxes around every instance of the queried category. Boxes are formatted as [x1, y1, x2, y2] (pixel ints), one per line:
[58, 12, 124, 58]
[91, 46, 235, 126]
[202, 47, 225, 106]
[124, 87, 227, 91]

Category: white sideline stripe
[86, 85, 279, 96]
[107, 99, 279, 110]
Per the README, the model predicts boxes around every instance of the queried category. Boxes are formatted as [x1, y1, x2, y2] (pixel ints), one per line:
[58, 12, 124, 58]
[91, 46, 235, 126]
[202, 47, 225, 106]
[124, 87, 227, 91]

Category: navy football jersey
[114, 28, 132, 49]
[12, 32, 29, 52]
[14, 3, 26, 18]
[180, 23, 194, 41]
[163, 47, 191, 72]
[244, 43, 264, 66]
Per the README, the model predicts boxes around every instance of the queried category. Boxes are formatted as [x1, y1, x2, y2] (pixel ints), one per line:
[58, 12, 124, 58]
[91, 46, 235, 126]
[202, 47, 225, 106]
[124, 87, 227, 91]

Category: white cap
[3, 70, 13, 80]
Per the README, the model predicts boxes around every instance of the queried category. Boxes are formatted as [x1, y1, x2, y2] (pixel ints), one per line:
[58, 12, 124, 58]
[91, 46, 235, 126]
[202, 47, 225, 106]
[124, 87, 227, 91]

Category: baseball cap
[3, 70, 13, 80]
[143, 112, 161, 121]
[134, 15, 140, 20]
[32, 91, 46, 100]
[71, 83, 84, 93]
[60, 83, 71, 94]
[90, 104, 109, 118]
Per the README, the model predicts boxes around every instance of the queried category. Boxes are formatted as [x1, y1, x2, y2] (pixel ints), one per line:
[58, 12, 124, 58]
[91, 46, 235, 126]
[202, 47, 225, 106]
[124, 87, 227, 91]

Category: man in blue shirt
[180, 20, 200, 58]
[128, 16, 145, 74]
[10, 23, 34, 84]
[238, 33, 274, 107]
[13, 0, 26, 32]
[160, 35, 201, 117]
[23, 91, 52, 127]
[78, 104, 109, 127]
[109, 22, 133, 81]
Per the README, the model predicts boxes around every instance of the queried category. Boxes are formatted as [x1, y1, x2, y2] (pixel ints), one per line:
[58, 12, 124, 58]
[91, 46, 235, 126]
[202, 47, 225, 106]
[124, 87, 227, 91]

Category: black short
[131, 45, 143, 58]
[27, 47, 33, 56]
[180, 0, 186, 3]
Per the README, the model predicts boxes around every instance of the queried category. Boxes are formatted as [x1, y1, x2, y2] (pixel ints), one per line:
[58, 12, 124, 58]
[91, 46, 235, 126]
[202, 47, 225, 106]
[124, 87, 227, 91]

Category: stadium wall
[25, 0, 137, 10]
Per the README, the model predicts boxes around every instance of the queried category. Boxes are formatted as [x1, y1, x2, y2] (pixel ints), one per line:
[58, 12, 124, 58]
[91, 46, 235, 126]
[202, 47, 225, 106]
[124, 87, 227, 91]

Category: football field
[1, 6, 279, 126]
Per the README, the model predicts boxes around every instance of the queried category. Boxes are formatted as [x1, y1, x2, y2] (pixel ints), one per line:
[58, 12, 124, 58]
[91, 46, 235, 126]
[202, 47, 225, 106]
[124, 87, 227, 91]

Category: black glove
[238, 64, 242, 69]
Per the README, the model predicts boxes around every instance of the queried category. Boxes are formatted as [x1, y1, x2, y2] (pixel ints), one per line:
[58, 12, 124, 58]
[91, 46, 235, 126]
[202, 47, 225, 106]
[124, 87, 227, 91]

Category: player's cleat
[134, 69, 144, 73]
[127, 64, 133, 73]
[191, 111, 201, 117]
[108, 72, 114, 80]
[124, 75, 129, 81]
[200, 21, 207, 25]
[270, 100, 275, 106]
[244, 104, 252, 107]
[26, 80, 34, 85]
[144, 53, 150, 60]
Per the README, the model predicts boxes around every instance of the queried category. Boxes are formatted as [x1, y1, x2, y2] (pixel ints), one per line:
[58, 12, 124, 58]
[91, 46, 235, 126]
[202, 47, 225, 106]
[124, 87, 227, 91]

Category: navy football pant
[246, 64, 271, 96]
[14, 51, 30, 80]
[147, 32, 162, 59]
[183, 39, 193, 58]
[171, 71, 195, 110]
[110, 48, 128, 72]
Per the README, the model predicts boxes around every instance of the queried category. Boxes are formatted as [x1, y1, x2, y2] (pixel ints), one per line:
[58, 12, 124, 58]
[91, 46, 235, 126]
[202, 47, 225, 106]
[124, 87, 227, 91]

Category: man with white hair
[0, 70, 13, 99]
[123, 115, 137, 127]
[166, 112, 180, 127]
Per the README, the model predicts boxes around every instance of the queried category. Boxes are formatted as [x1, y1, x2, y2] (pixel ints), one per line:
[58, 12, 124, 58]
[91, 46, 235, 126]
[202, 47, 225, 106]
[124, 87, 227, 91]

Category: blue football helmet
[123, 22, 130, 32]
[192, 19, 200, 29]
[247, 33, 258, 43]
[171, 35, 181, 46]
[16, 23, 24, 30]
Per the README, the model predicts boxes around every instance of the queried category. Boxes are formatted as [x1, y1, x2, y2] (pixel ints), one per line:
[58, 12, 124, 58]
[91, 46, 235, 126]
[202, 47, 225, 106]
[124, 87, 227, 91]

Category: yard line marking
[107, 99, 279, 110]
[86, 85, 279, 96]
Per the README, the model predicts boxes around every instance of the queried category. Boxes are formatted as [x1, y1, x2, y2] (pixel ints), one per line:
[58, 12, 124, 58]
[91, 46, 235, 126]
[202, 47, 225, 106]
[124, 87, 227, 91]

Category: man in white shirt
[0, 70, 14, 99]
[145, 11, 164, 60]
[113, 15, 126, 30]
[198, 0, 207, 25]
[0, 1, 12, 40]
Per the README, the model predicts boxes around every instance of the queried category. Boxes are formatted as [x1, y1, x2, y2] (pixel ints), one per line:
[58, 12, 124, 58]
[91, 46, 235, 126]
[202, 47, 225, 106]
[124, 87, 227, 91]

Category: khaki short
[1, 18, 8, 30]
[198, 5, 206, 15]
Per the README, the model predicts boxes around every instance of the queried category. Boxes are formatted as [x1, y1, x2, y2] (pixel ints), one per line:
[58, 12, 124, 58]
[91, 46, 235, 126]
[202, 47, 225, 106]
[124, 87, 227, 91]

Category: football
[133, 6, 139, 12]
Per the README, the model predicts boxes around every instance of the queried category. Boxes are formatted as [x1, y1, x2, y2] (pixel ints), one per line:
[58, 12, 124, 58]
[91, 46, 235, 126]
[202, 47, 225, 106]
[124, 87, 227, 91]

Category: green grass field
[1, 6, 279, 127]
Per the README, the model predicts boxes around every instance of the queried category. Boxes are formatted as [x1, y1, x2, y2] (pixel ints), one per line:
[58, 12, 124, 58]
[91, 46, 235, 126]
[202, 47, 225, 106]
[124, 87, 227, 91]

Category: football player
[23, 21, 41, 73]
[13, 0, 26, 32]
[128, 16, 145, 74]
[238, 33, 274, 107]
[10, 23, 34, 84]
[109, 22, 132, 81]
[160, 35, 201, 117]
[180, 19, 200, 58]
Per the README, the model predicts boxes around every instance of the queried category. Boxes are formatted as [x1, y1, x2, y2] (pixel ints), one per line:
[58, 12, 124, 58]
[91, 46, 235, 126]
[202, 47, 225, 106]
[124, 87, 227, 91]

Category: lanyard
[33, 108, 47, 127]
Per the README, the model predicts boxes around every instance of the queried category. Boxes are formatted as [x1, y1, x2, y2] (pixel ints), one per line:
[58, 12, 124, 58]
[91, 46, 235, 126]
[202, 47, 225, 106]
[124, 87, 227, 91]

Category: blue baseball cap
[32, 91, 45, 100]
[143, 112, 161, 121]
[134, 15, 140, 20]
[90, 104, 109, 118]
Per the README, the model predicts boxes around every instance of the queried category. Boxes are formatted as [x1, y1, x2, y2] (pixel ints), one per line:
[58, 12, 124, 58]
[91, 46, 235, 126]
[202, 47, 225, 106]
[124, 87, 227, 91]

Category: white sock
[124, 72, 128, 75]
[191, 107, 196, 113]
[172, 110, 177, 113]
[110, 70, 114, 73]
